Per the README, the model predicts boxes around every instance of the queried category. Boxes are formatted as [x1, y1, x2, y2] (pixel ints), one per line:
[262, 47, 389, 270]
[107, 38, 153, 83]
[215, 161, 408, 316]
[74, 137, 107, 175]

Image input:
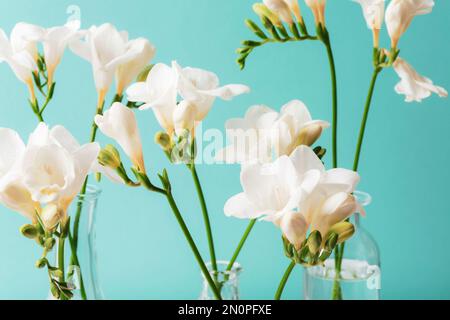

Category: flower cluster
[217, 100, 329, 164]
[354, 0, 447, 102]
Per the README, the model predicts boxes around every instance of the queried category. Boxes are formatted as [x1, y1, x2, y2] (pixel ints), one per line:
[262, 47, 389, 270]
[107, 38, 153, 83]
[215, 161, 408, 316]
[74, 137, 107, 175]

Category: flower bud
[36, 258, 48, 269]
[284, 0, 303, 23]
[173, 101, 197, 137]
[327, 221, 355, 244]
[44, 238, 56, 250]
[298, 124, 323, 147]
[155, 132, 172, 151]
[20, 224, 38, 239]
[306, 230, 322, 255]
[325, 232, 338, 251]
[253, 3, 283, 28]
[263, 0, 293, 25]
[98, 144, 122, 170]
[40, 204, 62, 231]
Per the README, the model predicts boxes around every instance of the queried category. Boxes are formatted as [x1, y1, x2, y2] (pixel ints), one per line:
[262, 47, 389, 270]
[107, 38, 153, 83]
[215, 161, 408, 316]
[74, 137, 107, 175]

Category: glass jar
[304, 191, 381, 300]
[50, 185, 104, 300]
[200, 261, 242, 300]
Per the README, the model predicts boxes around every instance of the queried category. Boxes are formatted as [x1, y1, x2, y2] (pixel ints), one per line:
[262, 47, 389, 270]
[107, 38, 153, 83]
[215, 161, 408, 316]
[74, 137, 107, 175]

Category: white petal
[198, 84, 250, 101]
[224, 192, 266, 219]
[323, 168, 360, 193]
[289, 145, 325, 176]
[0, 128, 25, 176]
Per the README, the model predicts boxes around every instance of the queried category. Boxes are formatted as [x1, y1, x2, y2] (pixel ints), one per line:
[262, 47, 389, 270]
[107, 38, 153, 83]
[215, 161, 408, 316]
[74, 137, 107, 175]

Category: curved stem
[353, 69, 381, 172]
[332, 68, 382, 300]
[226, 219, 257, 272]
[190, 163, 217, 275]
[165, 189, 222, 300]
[323, 33, 339, 169]
[275, 261, 296, 300]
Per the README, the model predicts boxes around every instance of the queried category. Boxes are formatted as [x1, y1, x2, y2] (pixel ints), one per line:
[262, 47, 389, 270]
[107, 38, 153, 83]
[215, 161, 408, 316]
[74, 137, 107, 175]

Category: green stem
[352, 69, 381, 173]
[190, 163, 217, 276]
[226, 219, 257, 272]
[68, 94, 122, 300]
[274, 261, 296, 300]
[165, 189, 222, 300]
[322, 31, 339, 169]
[58, 237, 65, 283]
[332, 68, 382, 300]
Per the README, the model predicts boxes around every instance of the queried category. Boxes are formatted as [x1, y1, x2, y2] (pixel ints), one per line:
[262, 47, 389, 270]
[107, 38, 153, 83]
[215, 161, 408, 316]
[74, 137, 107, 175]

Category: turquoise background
[0, 0, 449, 300]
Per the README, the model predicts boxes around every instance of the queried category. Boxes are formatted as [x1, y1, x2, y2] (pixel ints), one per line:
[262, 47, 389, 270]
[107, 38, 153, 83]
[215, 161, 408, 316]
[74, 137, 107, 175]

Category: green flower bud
[36, 258, 48, 269]
[155, 132, 172, 151]
[20, 224, 38, 239]
[44, 238, 56, 250]
[98, 144, 122, 170]
[327, 222, 355, 244]
[253, 3, 282, 28]
[136, 64, 154, 82]
[325, 232, 339, 251]
[245, 19, 268, 39]
[307, 230, 322, 255]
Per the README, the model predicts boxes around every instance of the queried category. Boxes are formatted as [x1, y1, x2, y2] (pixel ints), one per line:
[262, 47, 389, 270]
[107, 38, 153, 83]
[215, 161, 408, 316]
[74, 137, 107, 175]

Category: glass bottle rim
[354, 190, 372, 207]
[205, 261, 243, 277]
[76, 184, 102, 201]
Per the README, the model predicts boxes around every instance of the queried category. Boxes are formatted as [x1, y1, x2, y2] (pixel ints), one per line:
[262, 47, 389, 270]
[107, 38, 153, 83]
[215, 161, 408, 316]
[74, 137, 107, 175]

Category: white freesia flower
[216, 100, 329, 164]
[40, 20, 81, 86]
[127, 61, 250, 135]
[173, 61, 250, 121]
[225, 146, 361, 249]
[22, 124, 100, 214]
[115, 38, 155, 96]
[354, 0, 385, 30]
[71, 23, 154, 100]
[0, 23, 43, 98]
[0, 124, 99, 225]
[392, 57, 448, 103]
[0, 128, 39, 221]
[304, 0, 327, 26]
[95, 103, 146, 172]
[263, 0, 294, 24]
[126, 63, 178, 134]
[385, 0, 435, 48]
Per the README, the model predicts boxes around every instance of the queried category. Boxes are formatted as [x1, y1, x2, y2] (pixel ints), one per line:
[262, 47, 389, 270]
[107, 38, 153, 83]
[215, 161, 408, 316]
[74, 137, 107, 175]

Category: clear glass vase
[304, 191, 381, 300]
[200, 261, 242, 300]
[50, 185, 104, 300]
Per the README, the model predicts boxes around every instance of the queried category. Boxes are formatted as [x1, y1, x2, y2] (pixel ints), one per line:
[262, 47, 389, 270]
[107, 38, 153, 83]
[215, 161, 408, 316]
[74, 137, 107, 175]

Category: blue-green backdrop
[0, 0, 449, 300]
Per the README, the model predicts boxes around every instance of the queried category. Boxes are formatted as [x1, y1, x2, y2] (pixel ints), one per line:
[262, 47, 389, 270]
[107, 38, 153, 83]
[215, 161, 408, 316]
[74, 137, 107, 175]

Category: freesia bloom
[392, 57, 448, 102]
[216, 100, 329, 164]
[0, 128, 39, 221]
[263, 0, 294, 25]
[0, 23, 43, 98]
[70, 23, 155, 100]
[21, 124, 100, 214]
[126, 61, 250, 135]
[0, 124, 100, 226]
[304, 0, 327, 26]
[224, 146, 361, 249]
[95, 103, 146, 172]
[126, 63, 178, 133]
[385, 0, 434, 48]
[40, 20, 81, 86]
[353, 0, 385, 47]
[115, 38, 155, 96]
